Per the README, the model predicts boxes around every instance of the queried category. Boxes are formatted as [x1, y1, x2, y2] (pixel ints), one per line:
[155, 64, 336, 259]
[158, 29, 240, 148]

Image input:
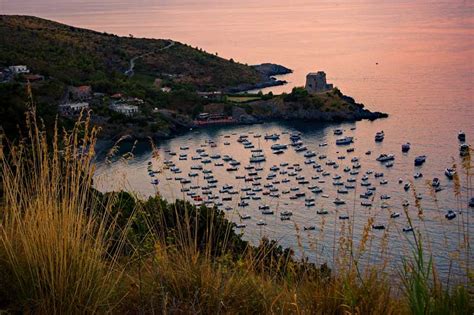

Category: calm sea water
[5, 0, 473, 277]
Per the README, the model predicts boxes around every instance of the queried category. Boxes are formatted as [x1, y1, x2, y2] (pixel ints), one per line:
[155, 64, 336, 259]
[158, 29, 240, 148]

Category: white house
[59, 102, 90, 115]
[9, 65, 30, 75]
[110, 103, 139, 117]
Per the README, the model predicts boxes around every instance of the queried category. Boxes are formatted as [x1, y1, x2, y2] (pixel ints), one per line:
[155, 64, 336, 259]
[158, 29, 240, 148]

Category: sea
[4, 0, 473, 279]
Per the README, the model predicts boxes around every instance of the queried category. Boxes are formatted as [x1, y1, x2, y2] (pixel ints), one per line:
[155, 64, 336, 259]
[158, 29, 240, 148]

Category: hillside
[0, 15, 263, 91]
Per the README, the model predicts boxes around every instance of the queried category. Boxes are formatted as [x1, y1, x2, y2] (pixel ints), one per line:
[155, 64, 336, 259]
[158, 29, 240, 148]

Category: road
[125, 40, 175, 77]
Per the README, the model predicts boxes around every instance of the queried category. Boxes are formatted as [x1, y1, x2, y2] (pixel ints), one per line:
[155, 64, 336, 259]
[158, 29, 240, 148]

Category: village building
[110, 103, 139, 117]
[69, 85, 92, 100]
[8, 65, 29, 75]
[305, 71, 333, 93]
[58, 102, 90, 116]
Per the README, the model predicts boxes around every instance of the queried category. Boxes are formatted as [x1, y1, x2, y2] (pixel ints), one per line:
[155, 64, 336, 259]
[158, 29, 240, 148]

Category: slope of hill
[0, 15, 264, 91]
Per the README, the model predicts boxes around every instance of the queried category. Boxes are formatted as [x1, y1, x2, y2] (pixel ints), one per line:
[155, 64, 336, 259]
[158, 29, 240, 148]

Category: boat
[390, 212, 401, 218]
[333, 198, 346, 205]
[380, 194, 391, 200]
[414, 172, 423, 179]
[273, 149, 285, 155]
[262, 209, 274, 215]
[372, 224, 385, 230]
[376, 154, 395, 162]
[402, 142, 411, 152]
[271, 143, 288, 150]
[336, 136, 354, 145]
[264, 133, 280, 140]
[469, 197, 474, 207]
[402, 227, 414, 232]
[458, 131, 466, 142]
[445, 210, 456, 220]
[250, 154, 266, 163]
[333, 129, 343, 135]
[281, 210, 293, 216]
[304, 151, 316, 158]
[347, 148, 355, 153]
[375, 131, 385, 142]
[460, 144, 470, 157]
[305, 201, 315, 207]
[445, 168, 456, 179]
[414, 155, 426, 166]
[339, 215, 350, 220]
[256, 220, 267, 226]
[361, 201, 373, 207]
[303, 226, 316, 231]
[280, 216, 291, 221]
[240, 214, 251, 220]
[404, 183, 411, 191]
[365, 150, 372, 155]
[295, 145, 308, 152]
[317, 209, 329, 215]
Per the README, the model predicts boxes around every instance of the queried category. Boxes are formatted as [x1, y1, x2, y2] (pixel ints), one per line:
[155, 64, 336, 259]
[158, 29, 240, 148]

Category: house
[197, 91, 223, 101]
[59, 102, 90, 116]
[305, 71, 333, 93]
[69, 85, 92, 100]
[8, 65, 29, 75]
[110, 103, 139, 117]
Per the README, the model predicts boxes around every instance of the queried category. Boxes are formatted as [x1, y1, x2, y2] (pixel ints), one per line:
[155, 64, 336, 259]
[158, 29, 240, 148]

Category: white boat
[376, 154, 395, 162]
[333, 129, 343, 135]
[336, 136, 354, 145]
[445, 168, 456, 179]
[390, 212, 401, 218]
[445, 210, 456, 220]
[304, 151, 316, 158]
[333, 198, 346, 205]
[249, 154, 266, 163]
[271, 143, 288, 150]
[256, 220, 267, 226]
[414, 172, 423, 179]
[264, 133, 280, 140]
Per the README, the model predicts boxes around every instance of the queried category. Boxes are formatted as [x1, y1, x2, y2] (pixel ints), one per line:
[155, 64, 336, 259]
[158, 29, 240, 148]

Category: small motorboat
[339, 215, 350, 220]
[336, 136, 354, 145]
[256, 220, 267, 226]
[432, 178, 440, 187]
[304, 226, 316, 231]
[317, 209, 329, 215]
[445, 168, 456, 179]
[414, 155, 426, 166]
[404, 183, 411, 191]
[445, 210, 456, 220]
[414, 172, 423, 179]
[402, 142, 411, 152]
[372, 224, 385, 230]
[240, 214, 251, 220]
[376, 154, 395, 162]
[281, 210, 293, 216]
[333, 198, 346, 205]
[280, 216, 291, 221]
[402, 227, 414, 232]
[460, 144, 470, 157]
[375, 131, 385, 142]
[236, 224, 247, 228]
[365, 150, 372, 155]
[458, 131, 466, 142]
[390, 212, 401, 218]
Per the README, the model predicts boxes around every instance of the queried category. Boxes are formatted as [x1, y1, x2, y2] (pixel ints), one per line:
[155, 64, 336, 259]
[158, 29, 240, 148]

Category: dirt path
[125, 40, 175, 77]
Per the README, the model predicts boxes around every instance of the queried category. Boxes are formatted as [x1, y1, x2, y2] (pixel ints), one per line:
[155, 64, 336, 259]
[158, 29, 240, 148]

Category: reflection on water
[95, 121, 472, 280]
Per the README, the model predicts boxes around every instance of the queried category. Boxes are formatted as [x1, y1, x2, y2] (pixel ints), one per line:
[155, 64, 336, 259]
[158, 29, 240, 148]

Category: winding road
[125, 40, 175, 77]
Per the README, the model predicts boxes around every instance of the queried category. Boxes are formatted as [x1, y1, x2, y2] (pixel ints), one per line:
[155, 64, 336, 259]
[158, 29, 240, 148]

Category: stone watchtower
[305, 71, 333, 94]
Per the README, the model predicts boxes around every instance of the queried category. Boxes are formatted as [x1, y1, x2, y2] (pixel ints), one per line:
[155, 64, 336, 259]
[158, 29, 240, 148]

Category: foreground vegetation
[0, 106, 472, 313]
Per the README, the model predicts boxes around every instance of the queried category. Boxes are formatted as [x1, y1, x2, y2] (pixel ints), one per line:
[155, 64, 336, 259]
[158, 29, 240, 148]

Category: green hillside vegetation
[0, 15, 261, 91]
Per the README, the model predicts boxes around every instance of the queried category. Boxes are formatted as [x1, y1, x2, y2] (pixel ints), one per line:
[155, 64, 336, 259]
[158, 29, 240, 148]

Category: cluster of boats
[149, 128, 470, 232]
